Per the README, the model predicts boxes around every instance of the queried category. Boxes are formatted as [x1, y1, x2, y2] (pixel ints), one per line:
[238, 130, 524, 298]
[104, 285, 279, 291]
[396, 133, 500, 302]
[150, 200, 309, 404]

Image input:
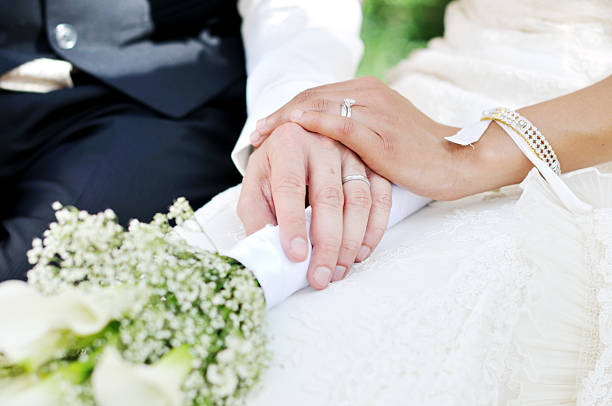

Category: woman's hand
[253, 76, 612, 202]
[251, 77, 469, 200]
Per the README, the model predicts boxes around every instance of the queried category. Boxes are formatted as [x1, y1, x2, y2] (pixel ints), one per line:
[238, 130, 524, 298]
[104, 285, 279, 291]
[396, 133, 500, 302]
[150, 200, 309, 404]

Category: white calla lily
[0, 280, 139, 366]
[0, 374, 64, 406]
[92, 346, 193, 406]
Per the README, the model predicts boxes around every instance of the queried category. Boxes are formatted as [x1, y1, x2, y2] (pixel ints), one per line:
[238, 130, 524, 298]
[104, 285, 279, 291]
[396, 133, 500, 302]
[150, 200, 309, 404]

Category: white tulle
[499, 168, 612, 405]
[188, 0, 612, 403]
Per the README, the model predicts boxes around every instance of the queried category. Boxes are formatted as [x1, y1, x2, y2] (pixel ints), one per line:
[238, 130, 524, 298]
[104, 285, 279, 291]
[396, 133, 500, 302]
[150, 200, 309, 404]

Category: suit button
[54, 24, 78, 50]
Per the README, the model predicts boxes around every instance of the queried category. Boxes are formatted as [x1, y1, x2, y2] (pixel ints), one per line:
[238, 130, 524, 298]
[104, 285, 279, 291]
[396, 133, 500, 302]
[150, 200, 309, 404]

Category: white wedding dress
[191, 1, 612, 404]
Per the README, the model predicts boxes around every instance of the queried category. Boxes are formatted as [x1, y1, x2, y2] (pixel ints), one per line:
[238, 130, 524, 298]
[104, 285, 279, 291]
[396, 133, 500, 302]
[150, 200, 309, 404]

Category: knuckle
[340, 118, 355, 138]
[274, 122, 303, 139]
[380, 113, 396, 127]
[267, 142, 289, 162]
[281, 214, 306, 228]
[373, 191, 393, 210]
[311, 97, 329, 112]
[370, 91, 386, 106]
[368, 225, 387, 240]
[315, 236, 341, 256]
[267, 126, 304, 157]
[345, 187, 372, 210]
[381, 137, 396, 156]
[340, 239, 361, 254]
[315, 134, 338, 150]
[361, 75, 382, 86]
[313, 185, 344, 209]
[294, 89, 317, 105]
[272, 173, 305, 195]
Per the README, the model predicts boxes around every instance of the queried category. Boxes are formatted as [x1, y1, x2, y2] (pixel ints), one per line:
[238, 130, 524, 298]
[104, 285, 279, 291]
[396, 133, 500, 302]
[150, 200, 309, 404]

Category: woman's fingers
[290, 109, 381, 161]
[357, 170, 392, 262]
[334, 152, 372, 281]
[250, 78, 386, 147]
[250, 96, 343, 147]
[250, 80, 363, 143]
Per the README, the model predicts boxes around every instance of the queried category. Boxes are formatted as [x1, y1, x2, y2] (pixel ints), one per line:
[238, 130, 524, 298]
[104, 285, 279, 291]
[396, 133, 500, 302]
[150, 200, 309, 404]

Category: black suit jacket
[0, 0, 246, 117]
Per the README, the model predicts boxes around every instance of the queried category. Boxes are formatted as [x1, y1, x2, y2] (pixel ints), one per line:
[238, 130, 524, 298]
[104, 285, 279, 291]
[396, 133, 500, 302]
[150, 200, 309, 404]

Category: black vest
[0, 0, 245, 117]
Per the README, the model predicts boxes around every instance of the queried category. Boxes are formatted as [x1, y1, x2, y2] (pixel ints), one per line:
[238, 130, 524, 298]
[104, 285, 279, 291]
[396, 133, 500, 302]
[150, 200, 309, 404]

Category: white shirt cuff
[223, 186, 431, 308]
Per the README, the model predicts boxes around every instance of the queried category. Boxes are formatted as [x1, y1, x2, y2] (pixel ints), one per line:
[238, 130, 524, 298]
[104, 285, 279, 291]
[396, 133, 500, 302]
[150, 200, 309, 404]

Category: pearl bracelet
[481, 107, 561, 175]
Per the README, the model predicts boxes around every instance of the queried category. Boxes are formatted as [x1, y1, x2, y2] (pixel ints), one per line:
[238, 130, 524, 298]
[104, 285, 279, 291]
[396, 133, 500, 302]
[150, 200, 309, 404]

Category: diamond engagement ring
[340, 98, 356, 118]
[342, 174, 370, 188]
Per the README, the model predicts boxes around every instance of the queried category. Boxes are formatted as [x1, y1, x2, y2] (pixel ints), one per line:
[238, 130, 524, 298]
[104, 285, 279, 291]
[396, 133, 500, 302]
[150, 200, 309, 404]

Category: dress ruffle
[501, 168, 612, 405]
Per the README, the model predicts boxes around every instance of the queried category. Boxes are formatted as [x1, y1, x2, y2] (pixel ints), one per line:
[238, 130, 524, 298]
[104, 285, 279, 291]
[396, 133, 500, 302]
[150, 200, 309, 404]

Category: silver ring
[340, 98, 355, 118]
[342, 174, 370, 187]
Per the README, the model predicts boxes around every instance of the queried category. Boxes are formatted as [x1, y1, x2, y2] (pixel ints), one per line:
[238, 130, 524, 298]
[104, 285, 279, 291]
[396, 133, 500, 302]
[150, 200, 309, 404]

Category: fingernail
[250, 130, 262, 145]
[290, 109, 303, 121]
[291, 237, 308, 259]
[313, 267, 331, 288]
[333, 265, 346, 282]
[256, 118, 266, 131]
[356, 245, 371, 262]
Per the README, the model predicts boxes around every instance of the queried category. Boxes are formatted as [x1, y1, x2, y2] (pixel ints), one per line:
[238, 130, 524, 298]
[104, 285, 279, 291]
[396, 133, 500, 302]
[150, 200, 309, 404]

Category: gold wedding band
[342, 174, 370, 188]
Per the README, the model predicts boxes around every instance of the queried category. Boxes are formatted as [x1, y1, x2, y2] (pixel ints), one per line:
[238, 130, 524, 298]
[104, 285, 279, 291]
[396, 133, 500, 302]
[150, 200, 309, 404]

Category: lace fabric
[246, 196, 530, 405]
[578, 209, 612, 405]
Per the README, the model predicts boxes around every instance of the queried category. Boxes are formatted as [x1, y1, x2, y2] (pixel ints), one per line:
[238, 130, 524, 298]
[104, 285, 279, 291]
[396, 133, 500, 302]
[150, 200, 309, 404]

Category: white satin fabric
[185, 0, 612, 404]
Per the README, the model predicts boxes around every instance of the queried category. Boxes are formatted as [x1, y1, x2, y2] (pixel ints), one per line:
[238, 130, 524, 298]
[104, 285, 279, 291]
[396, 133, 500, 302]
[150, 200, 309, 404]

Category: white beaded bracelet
[481, 107, 561, 175]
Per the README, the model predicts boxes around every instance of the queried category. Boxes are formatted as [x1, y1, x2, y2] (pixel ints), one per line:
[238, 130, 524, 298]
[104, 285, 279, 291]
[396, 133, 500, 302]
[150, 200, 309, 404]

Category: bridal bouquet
[0, 184, 431, 405]
[0, 199, 267, 406]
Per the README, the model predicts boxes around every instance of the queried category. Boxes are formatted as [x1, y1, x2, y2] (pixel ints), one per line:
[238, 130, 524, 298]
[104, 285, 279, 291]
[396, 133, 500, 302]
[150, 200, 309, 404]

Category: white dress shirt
[0, 1, 364, 175]
[233, 0, 364, 174]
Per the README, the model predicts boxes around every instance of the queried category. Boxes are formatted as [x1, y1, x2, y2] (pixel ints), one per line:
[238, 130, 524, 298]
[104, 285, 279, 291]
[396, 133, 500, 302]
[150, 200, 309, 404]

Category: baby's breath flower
[7, 198, 267, 406]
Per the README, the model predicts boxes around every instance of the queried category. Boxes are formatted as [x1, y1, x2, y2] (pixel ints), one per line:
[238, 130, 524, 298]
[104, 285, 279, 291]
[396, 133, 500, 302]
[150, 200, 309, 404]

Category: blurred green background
[357, 0, 453, 79]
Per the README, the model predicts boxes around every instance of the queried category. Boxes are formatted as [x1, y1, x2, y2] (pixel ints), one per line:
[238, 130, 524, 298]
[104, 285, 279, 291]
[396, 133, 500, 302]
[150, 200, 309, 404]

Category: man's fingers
[306, 140, 344, 290]
[289, 110, 380, 160]
[268, 124, 309, 262]
[357, 170, 392, 262]
[334, 153, 371, 281]
[238, 152, 278, 235]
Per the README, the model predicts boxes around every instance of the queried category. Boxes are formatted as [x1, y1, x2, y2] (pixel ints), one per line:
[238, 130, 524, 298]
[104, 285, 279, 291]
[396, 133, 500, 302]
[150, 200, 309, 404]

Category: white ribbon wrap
[444, 119, 492, 146]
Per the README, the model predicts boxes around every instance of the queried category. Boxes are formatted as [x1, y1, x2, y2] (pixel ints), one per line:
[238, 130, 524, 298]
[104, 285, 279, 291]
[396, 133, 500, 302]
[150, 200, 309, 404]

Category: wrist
[430, 123, 466, 200]
[451, 121, 532, 199]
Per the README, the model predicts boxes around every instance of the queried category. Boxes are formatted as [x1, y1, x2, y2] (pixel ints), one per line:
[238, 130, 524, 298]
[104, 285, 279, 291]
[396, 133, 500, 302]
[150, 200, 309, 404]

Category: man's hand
[238, 122, 392, 290]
